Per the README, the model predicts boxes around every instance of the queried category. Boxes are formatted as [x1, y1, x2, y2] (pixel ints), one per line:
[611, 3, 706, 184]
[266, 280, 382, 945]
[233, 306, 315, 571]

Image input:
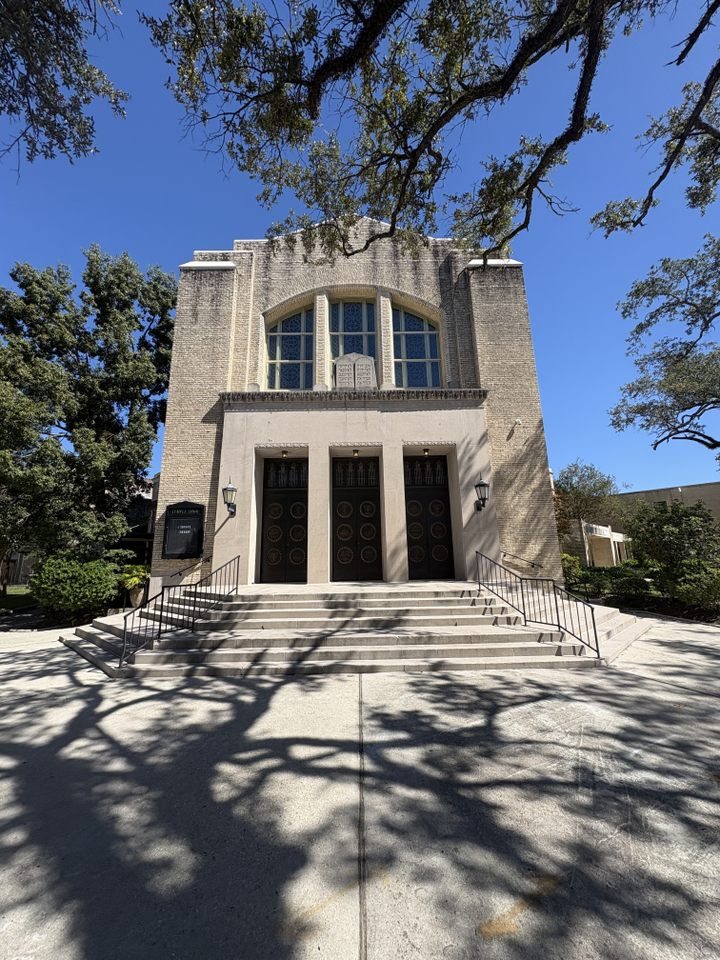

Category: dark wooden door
[404, 456, 455, 580]
[332, 458, 383, 581]
[260, 459, 308, 583]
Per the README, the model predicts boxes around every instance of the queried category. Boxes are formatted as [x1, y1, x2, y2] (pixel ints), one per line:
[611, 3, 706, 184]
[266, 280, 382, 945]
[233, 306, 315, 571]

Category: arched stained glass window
[266, 308, 314, 389]
[330, 301, 376, 361]
[393, 308, 440, 388]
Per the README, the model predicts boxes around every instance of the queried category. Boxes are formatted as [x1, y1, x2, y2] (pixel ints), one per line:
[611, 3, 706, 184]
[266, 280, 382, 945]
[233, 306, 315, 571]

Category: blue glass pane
[344, 334, 363, 354]
[280, 335, 301, 360]
[267, 335, 277, 360]
[302, 364, 314, 389]
[366, 303, 375, 331]
[330, 303, 340, 332]
[330, 334, 340, 358]
[280, 364, 301, 389]
[394, 362, 403, 386]
[392, 308, 401, 331]
[405, 334, 427, 359]
[366, 335, 376, 358]
[281, 314, 302, 333]
[343, 302, 363, 332]
[393, 335, 402, 358]
[267, 365, 276, 389]
[430, 362, 440, 387]
[405, 313, 424, 332]
[407, 363, 429, 387]
[303, 309, 313, 333]
[429, 333, 439, 358]
[304, 335, 314, 361]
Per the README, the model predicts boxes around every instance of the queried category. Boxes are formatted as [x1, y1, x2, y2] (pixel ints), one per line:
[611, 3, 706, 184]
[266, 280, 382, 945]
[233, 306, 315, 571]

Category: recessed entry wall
[212, 395, 500, 585]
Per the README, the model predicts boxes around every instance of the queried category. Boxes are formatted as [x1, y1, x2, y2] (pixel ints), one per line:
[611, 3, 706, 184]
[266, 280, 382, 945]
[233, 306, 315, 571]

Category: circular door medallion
[431, 522, 447, 540]
[337, 523, 353, 542]
[289, 524, 306, 542]
[337, 547, 354, 565]
[432, 545, 449, 563]
[359, 501, 376, 518]
[408, 545, 425, 564]
[408, 522, 424, 541]
[268, 503, 283, 520]
[360, 546, 377, 564]
[267, 525, 283, 543]
[290, 502, 306, 519]
[360, 523, 376, 541]
[337, 501, 353, 519]
[289, 548, 306, 566]
[407, 500, 422, 518]
[429, 500, 445, 517]
[266, 548, 282, 566]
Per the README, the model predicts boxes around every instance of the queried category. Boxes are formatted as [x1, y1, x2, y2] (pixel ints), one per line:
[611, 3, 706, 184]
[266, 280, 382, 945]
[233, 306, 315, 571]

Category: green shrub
[610, 572, 651, 599]
[674, 561, 720, 612]
[561, 553, 583, 587]
[31, 556, 119, 624]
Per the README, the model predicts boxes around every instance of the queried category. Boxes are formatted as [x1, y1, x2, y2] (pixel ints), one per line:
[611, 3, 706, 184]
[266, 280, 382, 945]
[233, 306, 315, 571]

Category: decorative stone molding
[221, 388, 488, 409]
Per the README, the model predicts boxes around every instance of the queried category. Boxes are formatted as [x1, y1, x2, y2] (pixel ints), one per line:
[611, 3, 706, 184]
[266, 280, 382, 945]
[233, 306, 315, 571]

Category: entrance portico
[210, 389, 500, 586]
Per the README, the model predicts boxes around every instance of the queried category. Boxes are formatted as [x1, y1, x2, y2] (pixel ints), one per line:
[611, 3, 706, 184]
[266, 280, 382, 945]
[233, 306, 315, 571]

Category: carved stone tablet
[354, 354, 377, 388]
[335, 352, 377, 389]
[335, 353, 358, 389]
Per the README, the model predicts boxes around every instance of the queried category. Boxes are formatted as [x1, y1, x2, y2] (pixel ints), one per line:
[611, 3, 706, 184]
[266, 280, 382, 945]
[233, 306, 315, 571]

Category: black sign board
[162, 501, 205, 559]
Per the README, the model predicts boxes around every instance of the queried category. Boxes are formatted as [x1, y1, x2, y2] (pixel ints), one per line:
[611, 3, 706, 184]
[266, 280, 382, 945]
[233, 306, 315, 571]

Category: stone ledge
[221, 388, 488, 408]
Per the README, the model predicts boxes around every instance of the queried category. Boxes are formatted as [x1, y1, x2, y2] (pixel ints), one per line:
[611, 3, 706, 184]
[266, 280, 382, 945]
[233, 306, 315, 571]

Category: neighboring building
[615, 481, 720, 522]
[563, 520, 632, 568]
[150, 219, 561, 592]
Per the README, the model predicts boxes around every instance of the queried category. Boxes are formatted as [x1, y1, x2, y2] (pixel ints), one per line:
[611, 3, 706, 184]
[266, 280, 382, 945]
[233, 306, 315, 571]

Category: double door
[259, 459, 308, 583]
[404, 456, 455, 579]
[332, 457, 383, 581]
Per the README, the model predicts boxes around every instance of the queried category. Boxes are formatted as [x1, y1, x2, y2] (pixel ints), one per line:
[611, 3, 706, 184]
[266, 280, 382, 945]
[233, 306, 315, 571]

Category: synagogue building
[149, 219, 561, 591]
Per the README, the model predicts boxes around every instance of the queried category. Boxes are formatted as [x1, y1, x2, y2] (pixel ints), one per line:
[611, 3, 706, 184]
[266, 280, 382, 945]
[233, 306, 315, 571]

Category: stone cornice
[221, 388, 488, 409]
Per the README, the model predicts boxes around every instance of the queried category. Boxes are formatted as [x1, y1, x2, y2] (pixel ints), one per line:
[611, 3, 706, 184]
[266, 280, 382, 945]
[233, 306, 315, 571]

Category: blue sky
[1, 2, 718, 490]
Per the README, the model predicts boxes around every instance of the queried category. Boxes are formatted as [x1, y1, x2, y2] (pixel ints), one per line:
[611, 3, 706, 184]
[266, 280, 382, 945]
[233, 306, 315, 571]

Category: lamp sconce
[222, 480, 237, 517]
[474, 477, 490, 513]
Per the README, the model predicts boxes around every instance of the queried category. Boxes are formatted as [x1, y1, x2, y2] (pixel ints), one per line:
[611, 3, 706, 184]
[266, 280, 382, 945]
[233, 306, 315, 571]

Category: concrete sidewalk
[0, 619, 718, 959]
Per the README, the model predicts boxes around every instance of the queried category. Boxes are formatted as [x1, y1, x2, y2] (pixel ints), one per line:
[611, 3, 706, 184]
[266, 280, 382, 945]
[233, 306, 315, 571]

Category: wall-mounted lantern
[474, 477, 490, 513]
[222, 480, 237, 516]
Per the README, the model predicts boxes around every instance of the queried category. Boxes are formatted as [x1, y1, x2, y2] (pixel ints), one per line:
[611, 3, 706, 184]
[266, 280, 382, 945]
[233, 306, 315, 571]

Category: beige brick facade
[151, 219, 561, 588]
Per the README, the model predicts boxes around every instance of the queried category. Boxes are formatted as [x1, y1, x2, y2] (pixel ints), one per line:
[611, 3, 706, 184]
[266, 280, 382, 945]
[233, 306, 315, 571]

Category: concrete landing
[1, 617, 717, 959]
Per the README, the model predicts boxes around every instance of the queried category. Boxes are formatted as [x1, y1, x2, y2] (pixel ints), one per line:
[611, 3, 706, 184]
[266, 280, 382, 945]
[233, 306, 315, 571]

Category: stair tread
[138, 640, 584, 656]
[124, 654, 598, 676]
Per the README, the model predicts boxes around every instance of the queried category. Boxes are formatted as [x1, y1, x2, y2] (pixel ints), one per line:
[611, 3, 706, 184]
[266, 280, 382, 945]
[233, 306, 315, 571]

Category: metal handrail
[120, 555, 241, 666]
[501, 550, 543, 570]
[476, 551, 600, 658]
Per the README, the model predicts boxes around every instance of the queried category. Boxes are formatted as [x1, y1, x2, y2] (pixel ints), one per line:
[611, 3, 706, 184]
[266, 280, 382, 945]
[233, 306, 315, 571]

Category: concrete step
[153, 626, 561, 651]
[166, 593, 503, 612]
[159, 601, 514, 623]
[59, 632, 125, 679]
[140, 610, 523, 631]
[133, 640, 587, 665]
[183, 582, 481, 603]
[116, 654, 601, 679]
[601, 614, 654, 662]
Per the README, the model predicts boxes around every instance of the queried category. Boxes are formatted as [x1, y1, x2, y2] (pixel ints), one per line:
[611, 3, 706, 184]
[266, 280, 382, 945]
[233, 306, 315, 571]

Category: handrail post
[553, 586, 562, 631]
[590, 605, 600, 658]
[518, 578, 527, 625]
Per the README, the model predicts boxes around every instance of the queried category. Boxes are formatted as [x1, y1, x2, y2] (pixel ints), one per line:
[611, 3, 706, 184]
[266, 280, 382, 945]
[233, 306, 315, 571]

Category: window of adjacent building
[330, 301, 376, 361]
[266, 309, 314, 389]
[392, 307, 440, 388]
